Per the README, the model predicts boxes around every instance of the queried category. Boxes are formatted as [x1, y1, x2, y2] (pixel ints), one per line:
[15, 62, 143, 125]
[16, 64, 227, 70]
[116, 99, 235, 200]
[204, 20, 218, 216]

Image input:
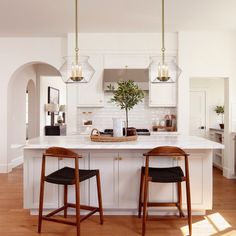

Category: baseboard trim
[7, 156, 23, 172]
[223, 166, 235, 179]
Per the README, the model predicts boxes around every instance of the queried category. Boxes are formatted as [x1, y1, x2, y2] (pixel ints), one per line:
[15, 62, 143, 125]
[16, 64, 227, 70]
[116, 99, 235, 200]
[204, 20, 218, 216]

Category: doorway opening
[7, 62, 64, 172]
[189, 77, 226, 173]
[26, 89, 29, 140]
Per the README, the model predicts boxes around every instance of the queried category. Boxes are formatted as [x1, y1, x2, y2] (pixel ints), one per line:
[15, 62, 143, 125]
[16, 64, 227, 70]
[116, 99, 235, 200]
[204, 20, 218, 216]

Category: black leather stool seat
[45, 167, 98, 185]
[141, 166, 184, 183]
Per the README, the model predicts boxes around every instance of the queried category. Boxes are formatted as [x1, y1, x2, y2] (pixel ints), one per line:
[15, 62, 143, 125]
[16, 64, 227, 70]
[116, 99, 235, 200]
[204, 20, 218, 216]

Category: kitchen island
[24, 134, 223, 215]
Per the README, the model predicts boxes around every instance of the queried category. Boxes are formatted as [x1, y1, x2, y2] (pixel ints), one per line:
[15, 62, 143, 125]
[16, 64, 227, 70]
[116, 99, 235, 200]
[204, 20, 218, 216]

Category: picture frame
[48, 86, 60, 115]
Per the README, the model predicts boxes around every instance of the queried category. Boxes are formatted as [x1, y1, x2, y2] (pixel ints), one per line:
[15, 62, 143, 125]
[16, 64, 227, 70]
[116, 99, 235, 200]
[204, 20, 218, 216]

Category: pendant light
[150, 0, 181, 83]
[60, 0, 95, 83]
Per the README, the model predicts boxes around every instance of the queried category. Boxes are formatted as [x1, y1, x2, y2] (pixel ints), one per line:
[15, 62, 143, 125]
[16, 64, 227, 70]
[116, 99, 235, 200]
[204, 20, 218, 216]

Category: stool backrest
[143, 146, 190, 180]
[44, 147, 82, 159]
[41, 147, 82, 183]
[144, 146, 188, 157]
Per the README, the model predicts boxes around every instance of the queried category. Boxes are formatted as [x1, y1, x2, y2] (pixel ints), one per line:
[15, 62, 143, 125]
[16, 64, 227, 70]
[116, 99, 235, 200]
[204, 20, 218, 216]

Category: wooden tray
[90, 129, 137, 142]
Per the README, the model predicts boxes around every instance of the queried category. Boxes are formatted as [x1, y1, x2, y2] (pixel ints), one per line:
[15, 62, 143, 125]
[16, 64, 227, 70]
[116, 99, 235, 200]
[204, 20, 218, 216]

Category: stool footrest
[142, 202, 179, 207]
[67, 203, 99, 212]
[42, 216, 76, 226]
[43, 203, 99, 225]
[140, 202, 185, 217]
[80, 209, 99, 222]
[147, 216, 187, 221]
[46, 206, 66, 217]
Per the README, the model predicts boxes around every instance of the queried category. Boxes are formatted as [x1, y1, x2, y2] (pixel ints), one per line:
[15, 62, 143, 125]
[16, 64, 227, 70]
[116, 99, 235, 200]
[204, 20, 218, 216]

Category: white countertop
[24, 134, 224, 150]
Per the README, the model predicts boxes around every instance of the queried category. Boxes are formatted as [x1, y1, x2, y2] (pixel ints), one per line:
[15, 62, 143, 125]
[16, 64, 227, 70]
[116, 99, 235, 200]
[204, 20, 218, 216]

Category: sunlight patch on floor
[207, 213, 231, 231]
[220, 230, 236, 236]
[180, 213, 232, 236]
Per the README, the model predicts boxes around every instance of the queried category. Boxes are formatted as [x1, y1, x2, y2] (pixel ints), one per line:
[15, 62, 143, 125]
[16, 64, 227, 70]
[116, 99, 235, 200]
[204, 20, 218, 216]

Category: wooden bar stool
[38, 147, 103, 236]
[138, 146, 192, 236]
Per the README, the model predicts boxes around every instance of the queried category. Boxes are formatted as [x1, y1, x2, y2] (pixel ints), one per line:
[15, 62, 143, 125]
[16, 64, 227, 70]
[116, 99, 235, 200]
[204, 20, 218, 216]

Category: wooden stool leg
[142, 177, 149, 236]
[64, 185, 68, 218]
[96, 172, 104, 225]
[138, 172, 144, 218]
[177, 182, 185, 217]
[75, 158, 81, 236]
[186, 178, 192, 235]
[38, 156, 46, 233]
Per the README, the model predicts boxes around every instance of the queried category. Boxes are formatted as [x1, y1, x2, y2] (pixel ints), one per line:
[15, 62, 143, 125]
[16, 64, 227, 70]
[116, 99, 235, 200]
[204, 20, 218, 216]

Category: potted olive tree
[108, 80, 144, 136]
[214, 105, 224, 129]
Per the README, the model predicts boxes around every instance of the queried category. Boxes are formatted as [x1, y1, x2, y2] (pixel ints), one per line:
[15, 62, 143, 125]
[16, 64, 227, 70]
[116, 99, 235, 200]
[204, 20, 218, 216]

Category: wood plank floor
[0, 166, 236, 236]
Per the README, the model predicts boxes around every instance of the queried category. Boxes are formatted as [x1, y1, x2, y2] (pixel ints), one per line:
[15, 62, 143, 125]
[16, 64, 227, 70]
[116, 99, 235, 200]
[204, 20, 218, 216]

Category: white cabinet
[148, 157, 176, 203]
[118, 152, 144, 209]
[89, 151, 143, 209]
[24, 150, 89, 211]
[77, 54, 104, 107]
[209, 129, 224, 169]
[149, 83, 177, 107]
[103, 54, 149, 69]
[24, 150, 59, 210]
[89, 152, 118, 208]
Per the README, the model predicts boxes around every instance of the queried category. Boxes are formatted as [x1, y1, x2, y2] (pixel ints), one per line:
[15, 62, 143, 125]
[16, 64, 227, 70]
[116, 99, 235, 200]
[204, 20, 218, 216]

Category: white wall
[70, 33, 178, 53]
[190, 78, 224, 133]
[6, 63, 63, 172]
[178, 31, 236, 178]
[0, 37, 64, 172]
[27, 80, 37, 140]
[7, 66, 36, 171]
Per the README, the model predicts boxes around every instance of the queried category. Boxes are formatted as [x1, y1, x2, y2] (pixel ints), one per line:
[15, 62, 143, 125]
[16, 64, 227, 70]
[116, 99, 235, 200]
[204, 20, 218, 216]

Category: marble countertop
[24, 134, 224, 150]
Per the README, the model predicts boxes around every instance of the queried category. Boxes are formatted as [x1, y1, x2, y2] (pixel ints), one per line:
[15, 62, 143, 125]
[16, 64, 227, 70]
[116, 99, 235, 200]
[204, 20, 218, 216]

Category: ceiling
[0, 0, 236, 37]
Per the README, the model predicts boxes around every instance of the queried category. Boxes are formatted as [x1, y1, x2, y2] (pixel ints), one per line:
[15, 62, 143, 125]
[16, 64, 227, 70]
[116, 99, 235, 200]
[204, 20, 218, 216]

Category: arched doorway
[7, 62, 64, 172]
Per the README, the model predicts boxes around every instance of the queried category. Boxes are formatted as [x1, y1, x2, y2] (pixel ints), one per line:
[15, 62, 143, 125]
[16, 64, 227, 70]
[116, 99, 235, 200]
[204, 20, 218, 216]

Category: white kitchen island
[23, 134, 223, 215]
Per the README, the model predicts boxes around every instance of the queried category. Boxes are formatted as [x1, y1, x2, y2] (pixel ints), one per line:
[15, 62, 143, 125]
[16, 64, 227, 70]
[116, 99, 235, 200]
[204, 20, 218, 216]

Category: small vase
[126, 127, 137, 136]
[219, 124, 224, 129]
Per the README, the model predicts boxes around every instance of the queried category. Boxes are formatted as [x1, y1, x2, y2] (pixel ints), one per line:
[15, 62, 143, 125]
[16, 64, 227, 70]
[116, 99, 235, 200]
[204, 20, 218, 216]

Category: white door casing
[190, 89, 207, 137]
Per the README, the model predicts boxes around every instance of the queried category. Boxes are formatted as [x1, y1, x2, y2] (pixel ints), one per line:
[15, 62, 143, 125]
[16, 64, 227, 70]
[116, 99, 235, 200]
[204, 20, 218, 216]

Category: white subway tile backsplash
[77, 92, 176, 133]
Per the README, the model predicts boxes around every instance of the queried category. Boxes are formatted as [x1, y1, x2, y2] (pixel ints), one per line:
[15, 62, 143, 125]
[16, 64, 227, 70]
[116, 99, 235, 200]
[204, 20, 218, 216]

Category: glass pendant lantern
[150, 0, 181, 83]
[149, 56, 181, 83]
[60, 55, 95, 83]
[60, 0, 95, 84]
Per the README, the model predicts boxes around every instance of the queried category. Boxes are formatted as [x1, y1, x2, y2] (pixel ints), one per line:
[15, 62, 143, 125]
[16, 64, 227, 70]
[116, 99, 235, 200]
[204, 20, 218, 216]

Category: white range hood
[103, 68, 149, 91]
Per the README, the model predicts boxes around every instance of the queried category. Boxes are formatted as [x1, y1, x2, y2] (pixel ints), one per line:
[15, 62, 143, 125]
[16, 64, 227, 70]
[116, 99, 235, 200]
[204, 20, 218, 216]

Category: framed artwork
[48, 86, 60, 114]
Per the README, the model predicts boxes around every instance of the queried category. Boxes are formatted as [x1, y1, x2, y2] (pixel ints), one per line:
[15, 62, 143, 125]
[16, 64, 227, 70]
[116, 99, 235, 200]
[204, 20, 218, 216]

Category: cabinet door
[118, 152, 144, 209]
[148, 157, 176, 203]
[58, 152, 89, 206]
[178, 152, 207, 208]
[149, 83, 177, 107]
[89, 152, 118, 208]
[104, 54, 149, 69]
[28, 154, 59, 209]
[77, 55, 104, 107]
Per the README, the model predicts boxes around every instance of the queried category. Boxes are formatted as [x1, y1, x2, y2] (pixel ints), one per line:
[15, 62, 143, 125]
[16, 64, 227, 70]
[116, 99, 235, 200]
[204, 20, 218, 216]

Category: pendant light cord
[75, 0, 79, 64]
[161, 0, 165, 64]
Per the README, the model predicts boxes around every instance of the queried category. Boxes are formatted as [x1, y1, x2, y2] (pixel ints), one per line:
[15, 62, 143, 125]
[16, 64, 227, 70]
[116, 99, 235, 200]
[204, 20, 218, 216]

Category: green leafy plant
[214, 105, 224, 124]
[109, 80, 144, 132]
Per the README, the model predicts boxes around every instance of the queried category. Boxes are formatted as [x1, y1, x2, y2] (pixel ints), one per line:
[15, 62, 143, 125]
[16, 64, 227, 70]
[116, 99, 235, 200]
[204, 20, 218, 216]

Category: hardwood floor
[0, 166, 236, 235]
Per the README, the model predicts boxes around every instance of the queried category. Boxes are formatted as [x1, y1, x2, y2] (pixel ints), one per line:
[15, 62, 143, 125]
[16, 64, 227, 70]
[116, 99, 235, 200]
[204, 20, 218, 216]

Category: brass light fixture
[150, 0, 181, 83]
[60, 0, 95, 83]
